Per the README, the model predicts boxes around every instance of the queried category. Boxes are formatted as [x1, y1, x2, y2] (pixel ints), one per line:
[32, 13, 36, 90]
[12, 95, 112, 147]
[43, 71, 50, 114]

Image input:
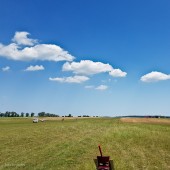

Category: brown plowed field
[120, 118, 170, 125]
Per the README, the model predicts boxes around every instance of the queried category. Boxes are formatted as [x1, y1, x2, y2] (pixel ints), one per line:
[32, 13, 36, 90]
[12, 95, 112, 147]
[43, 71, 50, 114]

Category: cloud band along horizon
[49, 75, 89, 83]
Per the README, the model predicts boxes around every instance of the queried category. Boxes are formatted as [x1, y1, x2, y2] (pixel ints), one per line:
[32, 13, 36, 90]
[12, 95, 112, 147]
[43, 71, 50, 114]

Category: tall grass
[0, 118, 170, 170]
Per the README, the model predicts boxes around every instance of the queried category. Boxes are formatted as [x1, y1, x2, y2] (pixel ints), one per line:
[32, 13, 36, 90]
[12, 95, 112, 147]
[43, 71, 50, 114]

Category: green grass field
[0, 118, 170, 170]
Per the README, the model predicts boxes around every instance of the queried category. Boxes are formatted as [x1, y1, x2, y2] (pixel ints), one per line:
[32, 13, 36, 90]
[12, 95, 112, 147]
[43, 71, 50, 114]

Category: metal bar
[98, 144, 103, 157]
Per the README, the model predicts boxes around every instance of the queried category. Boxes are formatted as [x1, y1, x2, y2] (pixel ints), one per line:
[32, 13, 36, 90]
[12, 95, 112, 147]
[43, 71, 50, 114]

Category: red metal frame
[97, 145, 111, 170]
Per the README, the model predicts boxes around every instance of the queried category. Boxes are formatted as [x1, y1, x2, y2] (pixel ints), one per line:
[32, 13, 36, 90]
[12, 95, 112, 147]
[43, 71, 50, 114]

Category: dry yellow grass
[120, 118, 170, 125]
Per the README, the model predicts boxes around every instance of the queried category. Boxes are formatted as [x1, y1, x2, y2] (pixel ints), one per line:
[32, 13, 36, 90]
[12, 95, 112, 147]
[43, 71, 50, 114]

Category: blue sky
[0, 0, 170, 116]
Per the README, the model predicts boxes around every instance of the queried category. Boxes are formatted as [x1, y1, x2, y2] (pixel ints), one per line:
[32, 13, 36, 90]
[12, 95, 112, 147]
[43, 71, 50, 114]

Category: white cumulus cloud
[25, 65, 44, 71]
[49, 75, 89, 83]
[12, 31, 37, 46]
[141, 71, 170, 82]
[63, 60, 112, 75]
[62, 60, 127, 78]
[0, 32, 75, 62]
[95, 85, 108, 90]
[2, 66, 10, 71]
[109, 69, 127, 77]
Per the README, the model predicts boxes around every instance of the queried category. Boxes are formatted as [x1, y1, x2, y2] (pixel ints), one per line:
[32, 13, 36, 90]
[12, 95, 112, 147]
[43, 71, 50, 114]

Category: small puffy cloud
[49, 75, 89, 83]
[63, 60, 127, 78]
[0, 32, 74, 62]
[109, 69, 127, 77]
[141, 71, 170, 82]
[85, 85, 108, 90]
[2, 66, 10, 71]
[12, 31, 37, 46]
[85, 85, 94, 89]
[95, 85, 108, 90]
[25, 65, 44, 71]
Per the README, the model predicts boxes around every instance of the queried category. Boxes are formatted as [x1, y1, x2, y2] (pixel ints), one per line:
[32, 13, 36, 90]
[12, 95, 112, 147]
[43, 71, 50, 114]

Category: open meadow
[0, 117, 170, 170]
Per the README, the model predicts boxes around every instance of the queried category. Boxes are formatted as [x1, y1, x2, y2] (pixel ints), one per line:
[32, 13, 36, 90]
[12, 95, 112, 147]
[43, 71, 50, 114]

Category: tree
[11, 112, 17, 117]
[68, 114, 72, 117]
[26, 113, 29, 117]
[38, 112, 45, 117]
[5, 111, 10, 117]
[21, 112, 24, 117]
[46, 113, 50, 117]
[31, 113, 35, 117]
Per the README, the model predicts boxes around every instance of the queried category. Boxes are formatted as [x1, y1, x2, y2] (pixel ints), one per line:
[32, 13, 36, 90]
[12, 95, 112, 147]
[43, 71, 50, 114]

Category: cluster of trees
[38, 112, 59, 117]
[78, 115, 90, 117]
[63, 114, 96, 117]
[78, 115, 98, 117]
[63, 114, 73, 117]
[0, 111, 35, 117]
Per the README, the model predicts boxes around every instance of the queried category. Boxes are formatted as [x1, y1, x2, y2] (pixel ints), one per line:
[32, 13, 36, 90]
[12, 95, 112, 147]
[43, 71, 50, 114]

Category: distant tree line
[64, 114, 73, 117]
[117, 115, 170, 118]
[78, 115, 90, 117]
[0, 111, 98, 118]
[62, 114, 97, 117]
[0, 111, 35, 117]
[0, 111, 61, 117]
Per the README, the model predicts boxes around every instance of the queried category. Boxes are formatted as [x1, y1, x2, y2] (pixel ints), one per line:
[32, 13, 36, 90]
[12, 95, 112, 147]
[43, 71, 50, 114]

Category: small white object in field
[33, 118, 38, 123]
